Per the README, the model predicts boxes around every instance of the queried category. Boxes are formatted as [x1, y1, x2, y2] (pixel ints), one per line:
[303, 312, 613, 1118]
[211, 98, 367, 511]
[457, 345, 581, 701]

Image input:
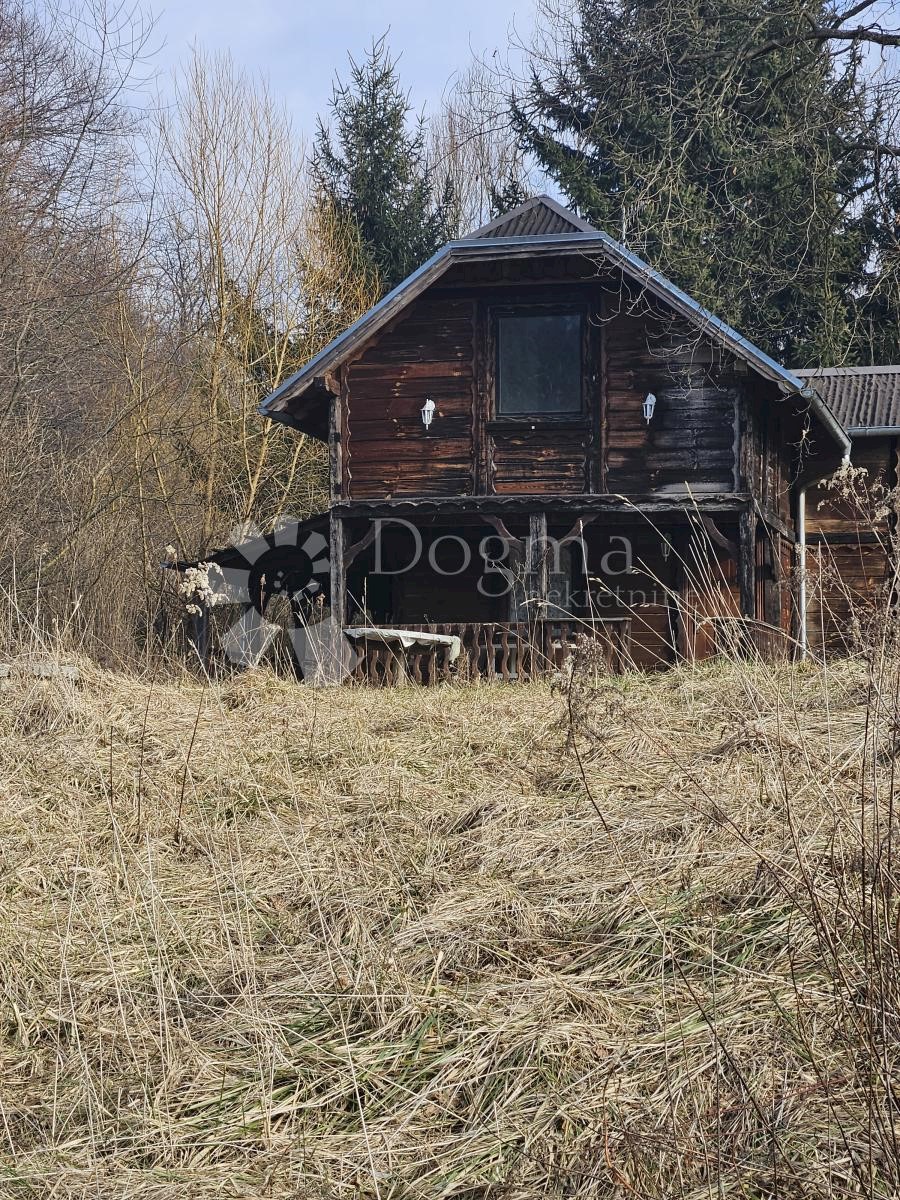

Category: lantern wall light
[643, 392, 657, 423]
[421, 397, 435, 429]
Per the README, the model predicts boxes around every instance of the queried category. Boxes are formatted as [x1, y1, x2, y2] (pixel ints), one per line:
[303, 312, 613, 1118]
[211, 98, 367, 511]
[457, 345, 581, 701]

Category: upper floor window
[496, 311, 583, 417]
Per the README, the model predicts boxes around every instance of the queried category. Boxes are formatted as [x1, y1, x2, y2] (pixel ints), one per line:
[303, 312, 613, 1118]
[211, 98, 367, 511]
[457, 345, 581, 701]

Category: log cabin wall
[732, 377, 810, 646]
[343, 293, 476, 499]
[805, 436, 896, 652]
[603, 303, 738, 495]
[341, 259, 745, 503]
[740, 379, 796, 524]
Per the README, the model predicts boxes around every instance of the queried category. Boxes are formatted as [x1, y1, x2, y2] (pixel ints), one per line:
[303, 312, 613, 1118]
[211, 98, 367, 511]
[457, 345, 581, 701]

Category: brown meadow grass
[0, 647, 898, 1197]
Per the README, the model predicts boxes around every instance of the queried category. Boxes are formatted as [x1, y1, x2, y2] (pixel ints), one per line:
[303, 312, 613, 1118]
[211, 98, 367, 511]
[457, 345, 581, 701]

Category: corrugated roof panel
[481, 206, 580, 237]
[469, 195, 597, 239]
[794, 367, 900, 433]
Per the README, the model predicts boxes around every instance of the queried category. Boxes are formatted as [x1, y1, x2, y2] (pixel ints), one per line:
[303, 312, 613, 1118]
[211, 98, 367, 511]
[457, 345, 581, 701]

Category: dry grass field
[0, 651, 898, 1198]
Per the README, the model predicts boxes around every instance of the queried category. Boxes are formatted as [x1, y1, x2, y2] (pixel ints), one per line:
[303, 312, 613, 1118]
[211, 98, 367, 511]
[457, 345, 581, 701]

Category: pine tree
[512, 0, 880, 365]
[312, 37, 455, 294]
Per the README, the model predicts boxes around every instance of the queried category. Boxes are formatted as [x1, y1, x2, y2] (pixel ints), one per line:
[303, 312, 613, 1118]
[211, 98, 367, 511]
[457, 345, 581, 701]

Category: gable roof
[261, 203, 850, 457]
[469, 194, 597, 238]
[794, 366, 900, 436]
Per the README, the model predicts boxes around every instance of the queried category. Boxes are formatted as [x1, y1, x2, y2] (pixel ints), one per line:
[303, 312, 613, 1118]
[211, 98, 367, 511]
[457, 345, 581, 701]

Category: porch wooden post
[329, 510, 346, 626]
[674, 530, 694, 664]
[528, 512, 549, 617]
[738, 509, 757, 639]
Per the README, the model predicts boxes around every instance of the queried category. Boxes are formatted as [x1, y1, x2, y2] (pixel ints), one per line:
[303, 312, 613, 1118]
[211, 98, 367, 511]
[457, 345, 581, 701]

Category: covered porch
[330, 493, 797, 681]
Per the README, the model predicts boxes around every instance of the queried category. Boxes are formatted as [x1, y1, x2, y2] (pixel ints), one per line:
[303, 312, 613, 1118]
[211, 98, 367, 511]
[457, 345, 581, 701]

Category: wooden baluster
[437, 625, 448, 682]
[518, 623, 529, 682]
[484, 623, 495, 681]
[500, 625, 510, 681]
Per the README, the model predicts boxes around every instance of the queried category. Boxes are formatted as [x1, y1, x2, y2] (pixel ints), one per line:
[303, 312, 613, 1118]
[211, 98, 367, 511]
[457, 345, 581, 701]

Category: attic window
[496, 312, 583, 416]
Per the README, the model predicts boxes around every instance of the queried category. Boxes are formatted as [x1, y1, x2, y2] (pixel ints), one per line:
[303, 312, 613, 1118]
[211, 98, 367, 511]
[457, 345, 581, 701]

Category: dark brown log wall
[342, 263, 745, 502]
[806, 438, 895, 653]
[490, 426, 591, 494]
[604, 310, 738, 495]
[742, 381, 793, 523]
[344, 295, 475, 499]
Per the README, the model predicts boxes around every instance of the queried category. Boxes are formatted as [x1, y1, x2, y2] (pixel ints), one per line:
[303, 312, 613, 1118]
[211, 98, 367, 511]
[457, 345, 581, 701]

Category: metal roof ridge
[795, 365, 900, 376]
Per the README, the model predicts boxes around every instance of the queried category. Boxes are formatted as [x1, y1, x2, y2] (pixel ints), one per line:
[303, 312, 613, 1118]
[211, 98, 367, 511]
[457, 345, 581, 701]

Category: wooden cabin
[256, 196, 850, 679]
[795, 367, 900, 654]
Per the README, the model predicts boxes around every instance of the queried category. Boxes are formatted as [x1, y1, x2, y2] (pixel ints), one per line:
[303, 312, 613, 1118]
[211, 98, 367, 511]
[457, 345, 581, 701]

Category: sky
[148, 0, 534, 139]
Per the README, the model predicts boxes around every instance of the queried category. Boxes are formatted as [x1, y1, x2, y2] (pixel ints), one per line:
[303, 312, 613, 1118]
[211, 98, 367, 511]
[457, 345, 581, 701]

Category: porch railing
[350, 618, 631, 685]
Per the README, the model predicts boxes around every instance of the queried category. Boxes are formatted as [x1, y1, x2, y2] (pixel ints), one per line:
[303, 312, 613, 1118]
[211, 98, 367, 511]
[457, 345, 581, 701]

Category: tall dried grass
[0, 634, 898, 1197]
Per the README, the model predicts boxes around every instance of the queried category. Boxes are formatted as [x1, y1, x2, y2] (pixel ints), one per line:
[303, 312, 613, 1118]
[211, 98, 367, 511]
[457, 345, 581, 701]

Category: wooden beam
[335, 493, 752, 518]
[675, 532, 695, 665]
[698, 516, 738, 557]
[597, 289, 608, 493]
[329, 510, 346, 626]
[558, 514, 598, 545]
[314, 372, 341, 396]
[344, 524, 377, 569]
[807, 531, 886, 546]
[483, 514, 524, 549]
[754, 503, 795, 543]
[527, 512, 549, 617]
[472, 299, 488, 495]
[328, 371, 343, 505]
[738, 510, 757, 622]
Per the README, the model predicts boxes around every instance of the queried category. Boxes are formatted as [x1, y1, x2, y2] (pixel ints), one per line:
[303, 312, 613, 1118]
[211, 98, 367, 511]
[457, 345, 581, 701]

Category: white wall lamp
[643, 392, 657, 423]
[421, 396, 436, 430]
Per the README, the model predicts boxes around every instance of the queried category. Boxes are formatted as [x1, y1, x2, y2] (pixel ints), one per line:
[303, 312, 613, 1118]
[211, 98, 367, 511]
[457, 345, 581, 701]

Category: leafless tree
[429, 59, 538, 235]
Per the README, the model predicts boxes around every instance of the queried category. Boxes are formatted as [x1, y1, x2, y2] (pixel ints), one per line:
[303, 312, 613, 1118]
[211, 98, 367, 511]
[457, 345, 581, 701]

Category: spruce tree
[512, 0, 878, 365]
[312, 37, 455, 294]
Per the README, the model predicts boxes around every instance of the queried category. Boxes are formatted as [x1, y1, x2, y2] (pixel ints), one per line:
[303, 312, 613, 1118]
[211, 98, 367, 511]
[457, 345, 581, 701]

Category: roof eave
[791, 384, 852, 458]
[260, 237, 604, 421]
[260, 232, 850, 458]
[584, 232, 851, 458]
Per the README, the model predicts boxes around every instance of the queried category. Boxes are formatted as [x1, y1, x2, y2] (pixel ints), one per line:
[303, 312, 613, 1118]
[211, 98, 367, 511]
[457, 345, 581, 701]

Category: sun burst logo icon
[198, 517, 359, 684]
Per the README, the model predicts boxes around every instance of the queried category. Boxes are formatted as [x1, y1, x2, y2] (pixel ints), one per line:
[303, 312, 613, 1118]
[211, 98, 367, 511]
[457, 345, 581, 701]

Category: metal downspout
[797, 488, 807, 659]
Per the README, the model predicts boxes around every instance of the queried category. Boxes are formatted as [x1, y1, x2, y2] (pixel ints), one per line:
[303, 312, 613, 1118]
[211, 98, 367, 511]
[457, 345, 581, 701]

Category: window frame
[490, 302, 589, 425]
